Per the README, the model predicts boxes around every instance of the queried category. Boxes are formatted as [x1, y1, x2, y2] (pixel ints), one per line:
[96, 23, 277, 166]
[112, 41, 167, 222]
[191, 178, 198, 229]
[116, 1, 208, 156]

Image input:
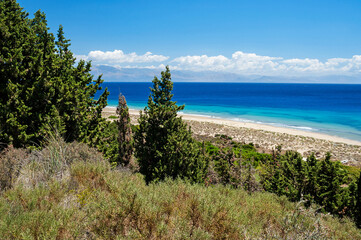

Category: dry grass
[0, 138, 360, 239]
[13, 134, 105, 189]
[0, 145, 29, 190]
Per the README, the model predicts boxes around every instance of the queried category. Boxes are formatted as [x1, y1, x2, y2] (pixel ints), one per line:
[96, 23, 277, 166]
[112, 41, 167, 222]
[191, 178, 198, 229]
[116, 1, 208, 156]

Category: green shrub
[1, 156, 360, 239]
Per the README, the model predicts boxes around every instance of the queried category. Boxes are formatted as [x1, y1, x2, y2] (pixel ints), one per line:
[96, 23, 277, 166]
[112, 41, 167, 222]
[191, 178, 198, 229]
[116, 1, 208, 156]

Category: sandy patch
[103, 107, 361, 166]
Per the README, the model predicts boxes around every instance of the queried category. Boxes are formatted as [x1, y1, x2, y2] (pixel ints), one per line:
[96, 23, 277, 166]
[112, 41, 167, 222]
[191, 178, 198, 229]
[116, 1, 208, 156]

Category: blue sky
[18, 0, 361, 78]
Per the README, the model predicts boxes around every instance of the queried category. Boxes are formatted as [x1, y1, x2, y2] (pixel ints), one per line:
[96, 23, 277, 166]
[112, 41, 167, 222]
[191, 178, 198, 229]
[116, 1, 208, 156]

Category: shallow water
[97, 82, 361, 141]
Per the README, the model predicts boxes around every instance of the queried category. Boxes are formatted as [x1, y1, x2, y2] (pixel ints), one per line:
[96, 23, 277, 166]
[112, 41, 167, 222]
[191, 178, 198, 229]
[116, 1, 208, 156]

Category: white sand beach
[103, 107, 361, 166]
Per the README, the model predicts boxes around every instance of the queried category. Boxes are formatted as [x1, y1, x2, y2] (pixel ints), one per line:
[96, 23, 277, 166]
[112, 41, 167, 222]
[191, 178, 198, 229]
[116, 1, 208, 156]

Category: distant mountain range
[92, 65, 361, 84]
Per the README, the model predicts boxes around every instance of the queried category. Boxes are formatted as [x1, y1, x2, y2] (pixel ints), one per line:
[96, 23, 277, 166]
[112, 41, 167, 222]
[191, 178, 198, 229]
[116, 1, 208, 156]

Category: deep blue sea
[97, 83, 361, 141]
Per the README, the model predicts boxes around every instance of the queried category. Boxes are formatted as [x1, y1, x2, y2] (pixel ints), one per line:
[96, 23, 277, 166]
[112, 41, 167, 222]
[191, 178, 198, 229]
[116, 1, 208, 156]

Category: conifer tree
[0, 0, 109, 149]
[304, 153, 319, 205]
[134, 66, 208, 183]
[116, 93, 133, 166]
[317, 153, 345, 213]
[356, 172, 361, 227]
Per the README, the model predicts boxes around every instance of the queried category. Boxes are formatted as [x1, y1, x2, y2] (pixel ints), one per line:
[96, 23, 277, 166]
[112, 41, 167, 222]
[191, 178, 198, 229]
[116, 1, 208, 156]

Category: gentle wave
[180, 112, 317, 132]
[125, 106, 318, 132]
[100, 82, 361, 141]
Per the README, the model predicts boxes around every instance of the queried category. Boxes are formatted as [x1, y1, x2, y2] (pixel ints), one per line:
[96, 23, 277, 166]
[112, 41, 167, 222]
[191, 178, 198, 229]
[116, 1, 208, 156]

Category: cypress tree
[304, 153, 319, 205]
[0, 0, 38, 148]
[356, 172, 361, 227]
[134, 66, 208, 183]
[317, 153, 345, 214]
[0, 0, 109, 149]
[116, 93, 133, 166]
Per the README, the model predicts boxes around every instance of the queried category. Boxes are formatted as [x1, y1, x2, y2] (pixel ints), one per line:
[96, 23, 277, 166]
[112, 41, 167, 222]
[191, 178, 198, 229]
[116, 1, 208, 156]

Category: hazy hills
[92, 65, 361, 83]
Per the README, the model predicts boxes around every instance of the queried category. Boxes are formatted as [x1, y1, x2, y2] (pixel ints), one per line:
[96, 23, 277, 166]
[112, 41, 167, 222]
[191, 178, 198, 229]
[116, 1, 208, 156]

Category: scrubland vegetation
[1, 136, 360, 239]
[1, 0, 361, 238]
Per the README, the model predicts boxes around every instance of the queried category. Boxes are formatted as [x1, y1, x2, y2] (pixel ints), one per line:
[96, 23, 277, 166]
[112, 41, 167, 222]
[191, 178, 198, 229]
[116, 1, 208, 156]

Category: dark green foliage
[304, 154, 319, 206]
[95, 121, 118, 164]
[0, 0, 108, 150]
[317, 153, 347, 213]
[134, 66, 208, 183]
[199, 130, 361, 227]
[116, 93, 133, 166]
[356, 173, 361, 227]
[262, 151, 354, 217]
[205, 133, 361, 225]
[213, 149, 236, 185]
[203, 139, 264, 191]
[215, 134, 232, 140]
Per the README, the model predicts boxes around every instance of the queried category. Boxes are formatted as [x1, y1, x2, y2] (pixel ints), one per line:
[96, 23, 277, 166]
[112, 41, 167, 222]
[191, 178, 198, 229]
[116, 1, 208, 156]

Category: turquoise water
[99, 82, 361, 141]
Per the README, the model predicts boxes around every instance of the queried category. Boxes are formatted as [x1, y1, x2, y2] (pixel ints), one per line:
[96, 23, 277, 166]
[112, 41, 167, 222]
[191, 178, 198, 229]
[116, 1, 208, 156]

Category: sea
[97, 82, 361, 142]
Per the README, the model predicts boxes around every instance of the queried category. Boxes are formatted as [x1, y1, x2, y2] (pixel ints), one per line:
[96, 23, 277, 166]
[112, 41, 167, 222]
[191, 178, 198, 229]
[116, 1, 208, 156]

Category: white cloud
[172, 51, 361, 75]
[76, 50, 169, 64]
[172, 51, 284, 74]
[76, 49, 361, 76]
[172, 55, 230, 71]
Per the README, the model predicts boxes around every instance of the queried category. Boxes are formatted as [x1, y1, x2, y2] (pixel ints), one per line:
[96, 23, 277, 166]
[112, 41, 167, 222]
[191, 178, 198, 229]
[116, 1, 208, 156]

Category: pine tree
[116, 93, 133, 166]
[134, 66, 208, 183]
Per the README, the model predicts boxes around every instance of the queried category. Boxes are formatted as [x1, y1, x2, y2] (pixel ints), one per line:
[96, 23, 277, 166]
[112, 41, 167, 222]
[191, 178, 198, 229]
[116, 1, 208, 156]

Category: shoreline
[103, 106, 361, 146]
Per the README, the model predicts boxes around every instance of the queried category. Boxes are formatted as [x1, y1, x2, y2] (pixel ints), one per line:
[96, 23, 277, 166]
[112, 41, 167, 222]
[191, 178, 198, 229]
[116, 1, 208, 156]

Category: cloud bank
[76, 50, 361, 76]
[76, 50, 169, 63]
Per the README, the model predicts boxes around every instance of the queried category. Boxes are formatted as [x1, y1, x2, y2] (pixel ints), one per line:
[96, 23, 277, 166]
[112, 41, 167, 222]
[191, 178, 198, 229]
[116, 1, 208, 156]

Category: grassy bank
[0, 138, 360, 239]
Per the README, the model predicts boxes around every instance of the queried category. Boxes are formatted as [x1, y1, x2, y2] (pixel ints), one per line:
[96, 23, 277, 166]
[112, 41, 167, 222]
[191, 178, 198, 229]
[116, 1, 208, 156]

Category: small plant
[76, 188, 93, 208]
[0, 146, 29, 191]
[15, 130, 105, 188]
[276, 200, 326, 239]
[215, 134, 233, 140]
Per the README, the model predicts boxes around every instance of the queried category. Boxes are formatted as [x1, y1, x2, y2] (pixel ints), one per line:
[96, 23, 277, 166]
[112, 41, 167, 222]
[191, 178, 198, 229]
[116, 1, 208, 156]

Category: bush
[0, 131, 106, 190]
[0, 145, 29, 191]
[1, 159, 360, 239]
[0, 135, 360, 239]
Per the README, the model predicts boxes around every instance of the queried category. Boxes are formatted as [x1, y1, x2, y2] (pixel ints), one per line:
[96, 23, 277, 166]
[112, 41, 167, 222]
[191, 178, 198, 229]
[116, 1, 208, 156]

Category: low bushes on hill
[200, 135, 361, 226]
[0, 137, 360, 239]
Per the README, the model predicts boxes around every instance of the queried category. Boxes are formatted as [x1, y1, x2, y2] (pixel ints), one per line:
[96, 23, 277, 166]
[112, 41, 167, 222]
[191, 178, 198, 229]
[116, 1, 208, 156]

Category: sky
[18, 0, 361, 79]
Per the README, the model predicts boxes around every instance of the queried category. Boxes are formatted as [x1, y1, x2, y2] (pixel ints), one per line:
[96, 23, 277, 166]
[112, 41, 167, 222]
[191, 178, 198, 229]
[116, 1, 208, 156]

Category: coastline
[103, 106, 361, 146]
[103, 106, 361, 166]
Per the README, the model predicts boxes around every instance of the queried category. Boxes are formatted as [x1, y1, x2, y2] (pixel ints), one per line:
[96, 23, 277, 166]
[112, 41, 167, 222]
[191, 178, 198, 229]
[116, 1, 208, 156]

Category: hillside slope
[0, 139, 360, 239]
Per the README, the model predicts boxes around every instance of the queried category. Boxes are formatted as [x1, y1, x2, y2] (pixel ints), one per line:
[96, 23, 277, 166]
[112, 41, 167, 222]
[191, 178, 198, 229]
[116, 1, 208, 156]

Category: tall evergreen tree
[116, 93, 133, 166]
[304, 153, 319, 205]
[356, 172, 361, 227]
[0, 0, 109, 149]
[134, 66, 208, 183]
[317, 153, 346, 213]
